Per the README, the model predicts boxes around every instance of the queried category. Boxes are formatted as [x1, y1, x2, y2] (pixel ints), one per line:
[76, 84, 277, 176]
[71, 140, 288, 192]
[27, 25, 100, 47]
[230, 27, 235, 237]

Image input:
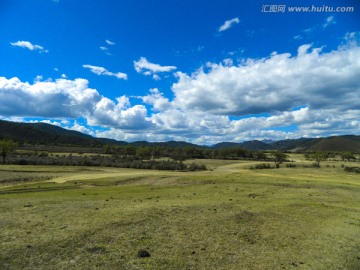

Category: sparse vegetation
[1, 155, 359, 269]
[305, 151, 328, 167]
[270, 151, 288, 168]
[0, 139, 16, 164]
[7, 152, 207, 171]
[250, 163, 274, 170]
[285, 163, 296, 168]
[340, 152, 357, 162]
[1, 121, 360, 269]
[344, 166, 360, 174]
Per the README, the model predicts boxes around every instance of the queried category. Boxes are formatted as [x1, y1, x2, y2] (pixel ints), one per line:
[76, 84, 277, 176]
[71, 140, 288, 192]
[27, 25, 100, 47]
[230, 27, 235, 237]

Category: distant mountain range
[213, 136, 360, 152]
[1, 119, 360, 152]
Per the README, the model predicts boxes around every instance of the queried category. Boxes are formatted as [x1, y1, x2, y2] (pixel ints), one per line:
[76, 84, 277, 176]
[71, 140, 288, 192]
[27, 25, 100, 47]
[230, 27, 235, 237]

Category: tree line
[0, 139, 272, 170]
[304, 151, 357, 166]
[0, 139, 358, 171]
[102, 144, 268, 161]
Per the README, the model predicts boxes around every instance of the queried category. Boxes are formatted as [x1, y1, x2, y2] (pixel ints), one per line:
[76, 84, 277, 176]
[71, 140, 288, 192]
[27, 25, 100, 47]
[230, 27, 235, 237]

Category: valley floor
[1, 156, 360, 269]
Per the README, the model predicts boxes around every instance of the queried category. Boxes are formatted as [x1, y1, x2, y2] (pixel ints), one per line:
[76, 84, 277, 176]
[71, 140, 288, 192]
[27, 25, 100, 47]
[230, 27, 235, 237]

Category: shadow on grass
[0, 185, 80, 195]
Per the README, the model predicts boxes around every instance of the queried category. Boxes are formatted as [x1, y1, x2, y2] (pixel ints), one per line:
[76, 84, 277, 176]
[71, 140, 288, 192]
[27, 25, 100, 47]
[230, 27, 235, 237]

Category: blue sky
[0, 0, 359, 144]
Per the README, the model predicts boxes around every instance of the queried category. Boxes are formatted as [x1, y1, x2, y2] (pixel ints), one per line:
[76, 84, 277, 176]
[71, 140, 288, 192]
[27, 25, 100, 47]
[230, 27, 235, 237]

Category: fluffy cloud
[172, 44, 360, 116]
[69, 122, 95, 136]
[100, 40, 114, 55]
[141, 88, 172, 111]
[0, 77, 96, 118]
[323, 16, 336, 29]
[0, 76, 151, 131]
[218, 17, 240, 32]
[88, 96, 152, 129]
[134, 57, 177, 78]
[10, 41, 48, 53]
[296, 16, 336, 40]
[105, 39, 115, 45]
[83, 65, 127, 80]
[1, 39, 360, 143]
[343, 32, 360, 48]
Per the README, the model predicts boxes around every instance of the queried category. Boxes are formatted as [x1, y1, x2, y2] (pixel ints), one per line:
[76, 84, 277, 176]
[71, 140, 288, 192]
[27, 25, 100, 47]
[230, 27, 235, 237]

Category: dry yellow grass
[1, 157, 360, 269]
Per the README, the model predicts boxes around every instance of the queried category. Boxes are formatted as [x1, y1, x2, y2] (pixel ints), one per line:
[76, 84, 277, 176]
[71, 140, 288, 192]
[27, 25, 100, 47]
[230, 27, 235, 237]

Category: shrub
[286, 163, 296, 168]
[252, 163, 273, 169]
[311, 162, 320, 168]
[38, 151, 48, 157]
[187, 162, 207, 171]
[344, 166, 360, 174]
[14, 159, 29, 165]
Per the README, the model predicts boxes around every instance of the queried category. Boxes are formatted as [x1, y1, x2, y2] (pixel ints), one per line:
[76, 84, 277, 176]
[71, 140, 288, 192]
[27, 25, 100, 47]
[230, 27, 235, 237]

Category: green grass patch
[1, 156, 360, 269]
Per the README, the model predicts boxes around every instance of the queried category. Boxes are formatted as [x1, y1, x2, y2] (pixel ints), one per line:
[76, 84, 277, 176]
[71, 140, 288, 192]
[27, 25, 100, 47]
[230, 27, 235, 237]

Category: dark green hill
[96, 137, 128, 146]
[213, 140, 272, 151]
[270, 138, 318, 152]
[0, 120, 103, 146]
[212, 136, 360, 152]
[269, 136, 360, 153]
[342, 135, 360, 143]
[241, 140, 273, 151]
[1, 119, 359, 152]
[212, 142, 242, 149]
[131, 140, 201, 148]
[306, 137, 360, 152]
[0, 120, 198, 148]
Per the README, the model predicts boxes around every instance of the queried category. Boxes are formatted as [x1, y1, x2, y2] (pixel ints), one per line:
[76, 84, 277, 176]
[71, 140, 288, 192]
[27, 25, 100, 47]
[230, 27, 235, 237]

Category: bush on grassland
[7, 154, 206, 171]
[286, 163, 296, 168]
[187, 162, 207, 171]
[344, 166, 360, 174]
[250, 163, 274, 170]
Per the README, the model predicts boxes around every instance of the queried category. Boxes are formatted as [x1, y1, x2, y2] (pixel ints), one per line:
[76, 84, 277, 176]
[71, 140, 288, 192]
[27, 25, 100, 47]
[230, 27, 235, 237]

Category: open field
[1, 156, 360, 269]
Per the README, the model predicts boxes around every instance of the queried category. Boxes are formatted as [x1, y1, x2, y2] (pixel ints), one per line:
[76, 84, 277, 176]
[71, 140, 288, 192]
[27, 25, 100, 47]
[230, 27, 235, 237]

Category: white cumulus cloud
[2, 37, 360, 144]
[323, 16, 336, 28]
[83, 65, 127, 80]
[88, 96, 151, 130]
[0, 77, 151, 131]
[105, 39, 115, 45]
[141, 88, 172, 111]
[69, 122, 95, 136]
[218, 17, 240, 32]
[10, 41, 48, 53]
[0, 77, 100, 118]
[134, 57, 177, 79]
[172, 44, 360, 116]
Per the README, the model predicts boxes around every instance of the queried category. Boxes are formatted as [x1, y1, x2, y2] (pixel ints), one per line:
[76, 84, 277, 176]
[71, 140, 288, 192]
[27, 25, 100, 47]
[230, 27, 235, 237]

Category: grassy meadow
[1, 155, 360, 269]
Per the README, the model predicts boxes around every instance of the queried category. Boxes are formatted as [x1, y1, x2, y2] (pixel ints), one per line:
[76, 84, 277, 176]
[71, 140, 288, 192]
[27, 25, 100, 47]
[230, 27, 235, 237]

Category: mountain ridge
[1, 119, 360, 152]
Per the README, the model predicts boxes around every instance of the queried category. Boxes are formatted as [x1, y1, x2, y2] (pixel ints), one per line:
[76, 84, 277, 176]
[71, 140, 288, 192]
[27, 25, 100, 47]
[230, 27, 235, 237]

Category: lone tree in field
[271, 151, 288, 168]
[0, 139, 16, 164]
[307, 152, 327, 167]
[340, 152, 356, 162]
